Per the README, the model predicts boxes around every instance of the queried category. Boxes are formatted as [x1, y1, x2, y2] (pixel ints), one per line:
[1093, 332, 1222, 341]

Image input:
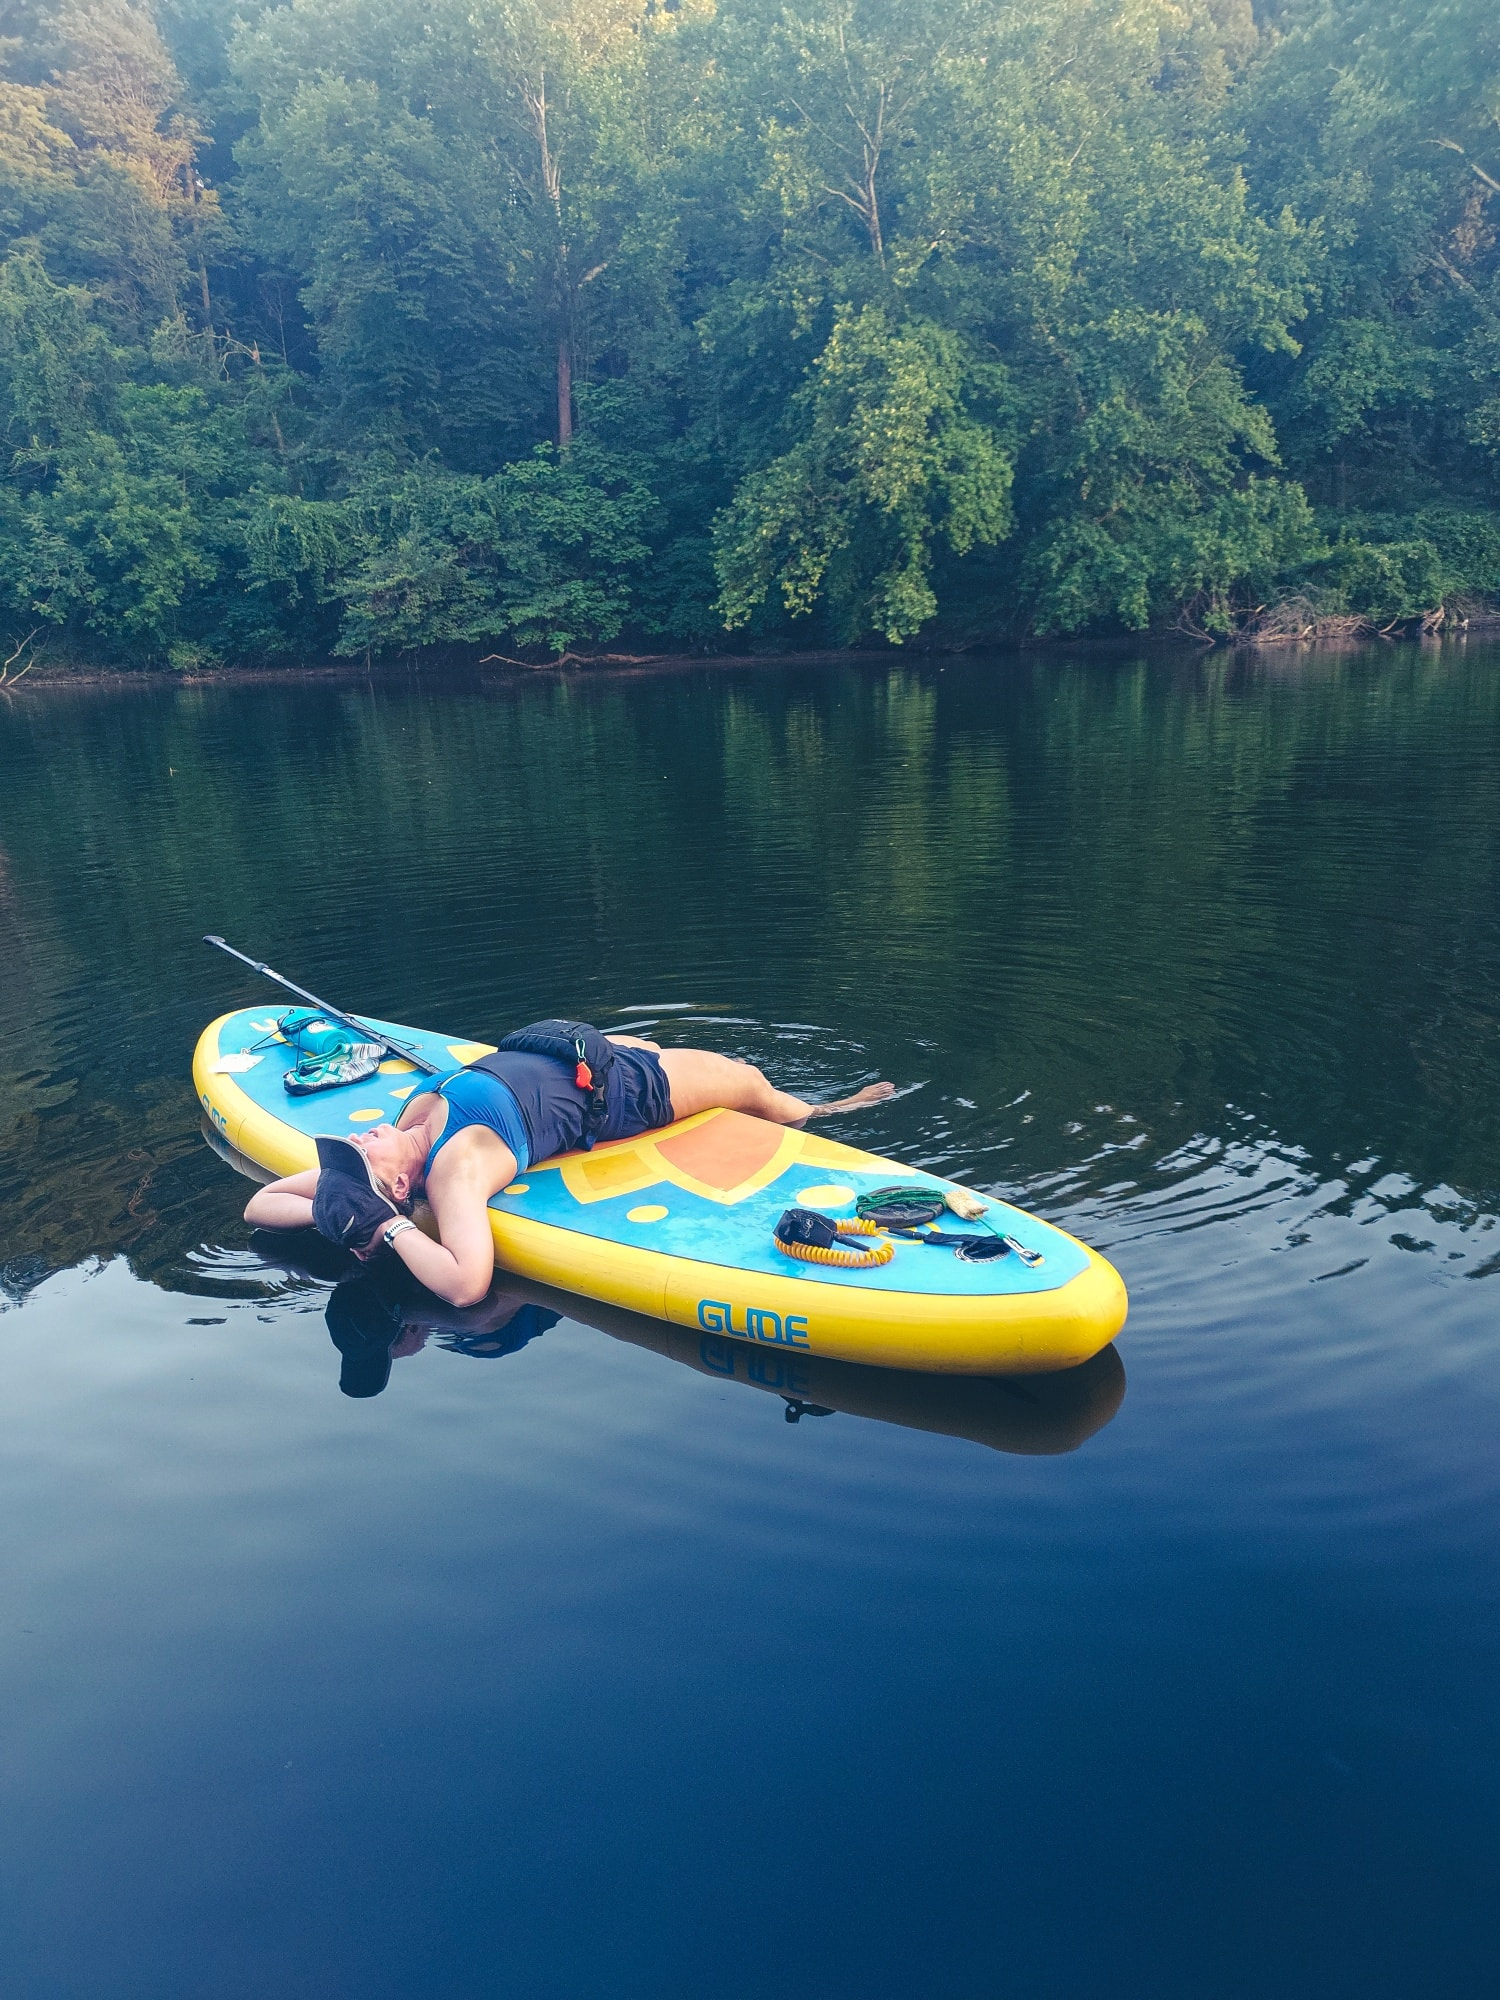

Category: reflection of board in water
[195, 1007, 1129, 1375]
[517, 1277, 1126, 1457]
[205, 1125, 1124, 1454]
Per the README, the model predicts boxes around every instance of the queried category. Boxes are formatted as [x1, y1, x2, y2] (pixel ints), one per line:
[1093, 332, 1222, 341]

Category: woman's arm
[371, 1189, 497, 1307]
[244, 1167, 320, 1231]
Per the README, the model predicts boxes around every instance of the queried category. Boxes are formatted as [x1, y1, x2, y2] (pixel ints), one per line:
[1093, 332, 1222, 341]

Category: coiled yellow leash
[773, 1212, 896, 1269]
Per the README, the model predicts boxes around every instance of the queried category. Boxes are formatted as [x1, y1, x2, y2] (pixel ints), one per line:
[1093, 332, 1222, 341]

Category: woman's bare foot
[802, 1080, 897, 1118]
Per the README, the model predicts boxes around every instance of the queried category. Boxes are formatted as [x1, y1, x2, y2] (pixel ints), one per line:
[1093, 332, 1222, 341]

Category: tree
[716, 303, 1014, 640]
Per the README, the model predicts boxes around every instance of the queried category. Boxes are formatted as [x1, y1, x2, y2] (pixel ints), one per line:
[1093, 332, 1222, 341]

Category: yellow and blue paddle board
[194, 1008, 1127, 1374]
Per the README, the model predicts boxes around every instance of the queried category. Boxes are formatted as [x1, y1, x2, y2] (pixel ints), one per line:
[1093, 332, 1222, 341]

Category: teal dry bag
[277, 1007, 385, 1096]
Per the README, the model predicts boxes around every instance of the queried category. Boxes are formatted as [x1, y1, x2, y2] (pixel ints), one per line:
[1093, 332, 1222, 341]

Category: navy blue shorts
[597, 1046, 675, 1143]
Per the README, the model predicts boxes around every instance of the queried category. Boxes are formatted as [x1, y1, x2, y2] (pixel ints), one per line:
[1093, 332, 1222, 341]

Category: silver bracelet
[382, 1218, 417, 1249]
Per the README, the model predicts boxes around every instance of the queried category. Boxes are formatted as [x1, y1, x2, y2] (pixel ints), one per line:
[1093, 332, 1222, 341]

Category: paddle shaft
[201, 936, 445, 1076]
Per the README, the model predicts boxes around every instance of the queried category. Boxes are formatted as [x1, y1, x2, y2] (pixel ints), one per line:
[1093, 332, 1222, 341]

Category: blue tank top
[426, 1068, 532, 1174]
[425, 1053, 592, 1175]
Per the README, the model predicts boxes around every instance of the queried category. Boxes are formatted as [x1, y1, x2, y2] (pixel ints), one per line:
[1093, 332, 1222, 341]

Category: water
[1, 647, 1497, 1997]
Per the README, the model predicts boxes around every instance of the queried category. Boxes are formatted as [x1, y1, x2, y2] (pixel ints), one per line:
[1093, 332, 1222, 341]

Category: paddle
[201, 936, 446, 1077]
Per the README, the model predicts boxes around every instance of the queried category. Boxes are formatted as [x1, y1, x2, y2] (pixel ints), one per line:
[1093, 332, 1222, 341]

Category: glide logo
[697, 1298, 811, 1348]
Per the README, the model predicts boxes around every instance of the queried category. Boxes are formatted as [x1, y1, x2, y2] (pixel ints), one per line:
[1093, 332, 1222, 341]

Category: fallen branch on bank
[477, 648, 662, 669]
[1241, 598, 1373, 644]
[0, 629, 44, 685]
[1232, 593, 1500, 646]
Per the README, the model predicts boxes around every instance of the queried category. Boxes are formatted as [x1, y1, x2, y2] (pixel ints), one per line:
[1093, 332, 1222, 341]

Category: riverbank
[0, 646, 898, 693]
[8, 618, 1499, 694]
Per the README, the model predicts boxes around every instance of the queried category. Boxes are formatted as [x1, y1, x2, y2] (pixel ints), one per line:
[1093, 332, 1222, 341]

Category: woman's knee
[659, 1048, 766, 1118]
[717, 1057, 773, 1103]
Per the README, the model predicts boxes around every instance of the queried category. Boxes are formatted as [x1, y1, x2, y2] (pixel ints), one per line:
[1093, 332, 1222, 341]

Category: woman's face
[349, 1124, 418, 1200]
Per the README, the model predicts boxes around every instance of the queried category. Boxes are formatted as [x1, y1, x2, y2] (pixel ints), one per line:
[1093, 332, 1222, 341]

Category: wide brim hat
[312, 1134, 400, 1250]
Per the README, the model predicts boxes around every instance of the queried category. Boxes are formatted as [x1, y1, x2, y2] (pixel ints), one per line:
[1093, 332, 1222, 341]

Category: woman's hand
[351, 1217, 399, 1263]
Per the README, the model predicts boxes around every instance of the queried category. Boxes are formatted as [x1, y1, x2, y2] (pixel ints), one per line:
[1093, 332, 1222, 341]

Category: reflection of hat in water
[246, 1227, 353, 1284]
[325, 1273, 405, 1398]
[312, 1135, 400, 1250]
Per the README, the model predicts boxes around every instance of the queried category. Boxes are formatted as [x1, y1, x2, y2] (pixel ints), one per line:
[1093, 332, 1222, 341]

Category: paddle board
[194, 1008, 1127, 1374]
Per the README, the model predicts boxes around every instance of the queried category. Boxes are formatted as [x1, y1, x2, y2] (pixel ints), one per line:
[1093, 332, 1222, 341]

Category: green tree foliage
[0, 0, 1498, 666]
[246, 444, 656, 655]
[1241, 0, 1500, 520]
[715, 305, 1015, 641]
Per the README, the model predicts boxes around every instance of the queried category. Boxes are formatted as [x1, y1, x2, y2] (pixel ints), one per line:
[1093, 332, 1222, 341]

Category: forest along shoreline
[2, 0, 1499, 680]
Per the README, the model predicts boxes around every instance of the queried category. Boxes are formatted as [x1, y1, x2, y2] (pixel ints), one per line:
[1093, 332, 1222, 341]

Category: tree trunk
[557, 339, 573, 448]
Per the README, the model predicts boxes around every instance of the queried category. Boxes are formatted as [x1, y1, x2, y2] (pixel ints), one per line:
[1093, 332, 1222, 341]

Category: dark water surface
[1, 649, 1498, 1997]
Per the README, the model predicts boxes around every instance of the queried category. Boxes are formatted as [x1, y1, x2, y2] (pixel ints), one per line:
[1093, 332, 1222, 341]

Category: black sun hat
[312, 1134, 400, 1250]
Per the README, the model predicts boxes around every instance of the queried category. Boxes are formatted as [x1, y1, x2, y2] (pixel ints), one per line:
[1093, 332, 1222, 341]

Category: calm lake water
[1, 648, 1498, 1997]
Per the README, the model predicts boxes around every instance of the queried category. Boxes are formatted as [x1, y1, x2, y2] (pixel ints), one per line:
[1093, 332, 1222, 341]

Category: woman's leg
[656, 1047, 893, 1125]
